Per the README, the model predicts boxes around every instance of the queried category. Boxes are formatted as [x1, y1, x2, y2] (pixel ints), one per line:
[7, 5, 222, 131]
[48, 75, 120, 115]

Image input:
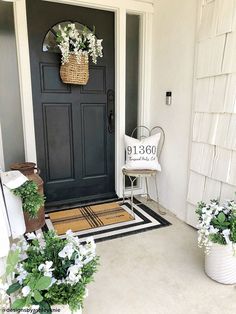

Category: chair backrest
[130, 125, 165, 158]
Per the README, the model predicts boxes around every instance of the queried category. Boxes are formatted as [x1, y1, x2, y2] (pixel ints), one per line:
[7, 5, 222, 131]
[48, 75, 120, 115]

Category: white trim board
[13, 0, 153, 197]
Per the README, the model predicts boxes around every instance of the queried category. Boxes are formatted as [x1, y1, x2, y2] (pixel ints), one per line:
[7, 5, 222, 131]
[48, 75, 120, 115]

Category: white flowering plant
[1, 230, 99, 313]
[56, 23, 103, 65]
[196, 199, 236, 254]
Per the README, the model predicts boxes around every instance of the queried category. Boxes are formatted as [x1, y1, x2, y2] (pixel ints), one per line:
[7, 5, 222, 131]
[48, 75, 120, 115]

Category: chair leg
[154, 175, 166, 215]
[122, 173, 125, 204]
[145, 177, 151, 201]
[130, 176, 134, 218]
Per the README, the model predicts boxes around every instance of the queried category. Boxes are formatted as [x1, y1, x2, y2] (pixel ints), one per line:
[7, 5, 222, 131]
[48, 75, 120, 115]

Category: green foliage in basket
[12, 180, 44, 218]
[2, 230, 99, 313]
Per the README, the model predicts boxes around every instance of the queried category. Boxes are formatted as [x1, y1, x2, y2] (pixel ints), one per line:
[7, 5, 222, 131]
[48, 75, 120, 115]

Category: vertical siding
[186, 0, 236, 226]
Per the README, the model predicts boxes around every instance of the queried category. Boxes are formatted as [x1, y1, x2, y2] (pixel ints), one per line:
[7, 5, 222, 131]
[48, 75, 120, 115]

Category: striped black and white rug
[39, 199, 171, 242]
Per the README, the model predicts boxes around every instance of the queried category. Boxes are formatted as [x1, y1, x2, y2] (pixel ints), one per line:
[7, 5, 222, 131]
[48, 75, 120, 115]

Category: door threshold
[45, 192, 118, 213]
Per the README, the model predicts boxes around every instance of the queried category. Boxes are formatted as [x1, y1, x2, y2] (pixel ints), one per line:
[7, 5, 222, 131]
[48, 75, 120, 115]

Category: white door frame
[13, 0, 153, 197]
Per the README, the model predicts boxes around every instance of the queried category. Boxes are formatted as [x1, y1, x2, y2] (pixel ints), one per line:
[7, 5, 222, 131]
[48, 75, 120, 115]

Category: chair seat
[122, 168, 157, 177]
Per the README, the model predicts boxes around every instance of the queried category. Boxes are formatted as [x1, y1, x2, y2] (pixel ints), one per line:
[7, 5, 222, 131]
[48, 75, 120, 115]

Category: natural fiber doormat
[41, 199, 171, 242]
[48, 202, 133, 235]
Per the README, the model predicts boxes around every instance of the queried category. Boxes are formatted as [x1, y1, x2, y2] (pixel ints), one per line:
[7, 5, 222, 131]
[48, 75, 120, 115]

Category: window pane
[125, 14, 139, 136]
[125, 14, 140, 188]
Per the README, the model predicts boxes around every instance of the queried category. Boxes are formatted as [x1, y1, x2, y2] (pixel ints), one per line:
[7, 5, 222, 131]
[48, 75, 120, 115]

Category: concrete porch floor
[83, 198, 236, 314]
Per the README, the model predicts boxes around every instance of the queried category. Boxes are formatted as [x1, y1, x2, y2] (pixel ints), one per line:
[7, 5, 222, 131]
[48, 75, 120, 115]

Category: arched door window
[43, 21, 94, 53]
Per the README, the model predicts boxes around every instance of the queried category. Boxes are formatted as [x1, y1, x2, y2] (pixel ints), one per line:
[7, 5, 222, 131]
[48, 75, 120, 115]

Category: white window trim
[13, 0, 153, 197]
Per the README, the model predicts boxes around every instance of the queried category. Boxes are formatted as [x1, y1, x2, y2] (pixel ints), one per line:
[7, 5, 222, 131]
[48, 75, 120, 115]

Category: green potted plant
[12, 180, 44, 219]
[0, 230, 99, 313]
[196, 199, 236, 284]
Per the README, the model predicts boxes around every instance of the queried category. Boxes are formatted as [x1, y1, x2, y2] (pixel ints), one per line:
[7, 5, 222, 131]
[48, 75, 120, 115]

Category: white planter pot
[51, 304, 82, 314]
[205, 243, 236, 284]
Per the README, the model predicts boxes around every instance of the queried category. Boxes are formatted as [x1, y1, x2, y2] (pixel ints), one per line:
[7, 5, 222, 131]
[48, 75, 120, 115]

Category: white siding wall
[186, 0, 236, 227]
[149, 0, 197, 220]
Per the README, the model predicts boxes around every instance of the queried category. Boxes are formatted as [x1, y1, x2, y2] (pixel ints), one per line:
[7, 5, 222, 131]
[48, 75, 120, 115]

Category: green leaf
[11, 298, 26, 310]
[6, 250, 20, 275]
[218, 212, 226, 224]
[39, 301, 52, 314]
[36, 276, 51, 290]
[6, 282, 21, 295]
[34, 290, 43, 303]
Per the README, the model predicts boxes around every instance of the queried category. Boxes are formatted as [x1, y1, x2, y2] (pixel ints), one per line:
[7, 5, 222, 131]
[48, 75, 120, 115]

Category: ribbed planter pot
[51, 304, 82, 314]
[205, 243, 236, 284]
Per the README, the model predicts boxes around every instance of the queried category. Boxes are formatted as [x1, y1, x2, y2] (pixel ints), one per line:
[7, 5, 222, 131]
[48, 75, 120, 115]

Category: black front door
[26, 0, 115, 206]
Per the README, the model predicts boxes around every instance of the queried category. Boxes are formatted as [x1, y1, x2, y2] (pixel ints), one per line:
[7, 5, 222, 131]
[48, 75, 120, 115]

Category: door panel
[26, 0, 115, 205]
[82, 104, 107, 178]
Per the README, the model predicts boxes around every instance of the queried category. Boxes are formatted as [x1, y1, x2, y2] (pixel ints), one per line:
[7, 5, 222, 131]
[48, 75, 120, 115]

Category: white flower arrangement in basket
[56, 23, 103, 85]
[196, 199, 236, 284]
[57, 23, 103, 65]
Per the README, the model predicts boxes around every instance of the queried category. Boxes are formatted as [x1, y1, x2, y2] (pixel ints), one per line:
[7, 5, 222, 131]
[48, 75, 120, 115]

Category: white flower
[22, 286, 31, 297]
[16, 264, 28, 284]
[222, 229, 231, 244]
[84, 288, 89, 298]
[67, 264, 82, 284]
[58, 243, 74, 259]
[38, 261, 54, 277]
[25, 232, 41, 240]
[48, 277, 57, 288]
[11, 243, 21, 251]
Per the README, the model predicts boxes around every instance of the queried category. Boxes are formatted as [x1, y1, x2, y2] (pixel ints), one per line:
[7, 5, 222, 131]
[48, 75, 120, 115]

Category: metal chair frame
[122, 126, 166, 217]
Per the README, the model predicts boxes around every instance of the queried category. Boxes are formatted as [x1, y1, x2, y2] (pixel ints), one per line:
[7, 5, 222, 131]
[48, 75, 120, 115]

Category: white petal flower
[222, 229, 231, 244]
[22, 286, 31, 297]
[25, 232, 37, 240]
[58, 243, 74, 259]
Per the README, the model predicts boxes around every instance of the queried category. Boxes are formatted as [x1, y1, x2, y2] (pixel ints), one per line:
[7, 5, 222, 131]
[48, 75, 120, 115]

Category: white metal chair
[122, 126, 166, 217]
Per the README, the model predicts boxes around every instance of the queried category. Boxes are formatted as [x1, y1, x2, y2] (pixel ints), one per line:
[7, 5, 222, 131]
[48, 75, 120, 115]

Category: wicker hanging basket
[60, 54, 89, 85]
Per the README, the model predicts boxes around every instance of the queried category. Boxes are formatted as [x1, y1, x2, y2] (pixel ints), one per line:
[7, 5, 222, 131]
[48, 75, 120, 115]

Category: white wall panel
[197, 40, 212, 77]
[192, 113, 202, 141]
[210, 35, 226, 75]
[190, 142, 204, 173]
[190, 142, 214, 176]
[203, 177, 221, 202]
[210, 75, 228, 112]
[187, 171, 206, 205]
[197, 35, 226, 77]
[214, 114, 231, 147]
[228, 151, 236, 185]
[224, 73, 236, 113]
[226, 114, 236, 150]
[212, 147, 231, 182]
[220, 182, 236, 201]
[187, 0, 236, 227]
[216, 0, 235, 35]
[195, 77, 214, 112]
[186, 203, 198, 227]
[198, 113, 212, 142]
[208, 113, 219, 144]
[222, 32, 236, 73]
[198, 0, 215, 40]
[150, 0, 197, 221]
[201, 144, 215, 176]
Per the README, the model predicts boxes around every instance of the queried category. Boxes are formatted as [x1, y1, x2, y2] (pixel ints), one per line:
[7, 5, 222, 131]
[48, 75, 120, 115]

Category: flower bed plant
[196, 199, 236, 253]
[1, 230, 99, 313]
[56, 23, 103, 65]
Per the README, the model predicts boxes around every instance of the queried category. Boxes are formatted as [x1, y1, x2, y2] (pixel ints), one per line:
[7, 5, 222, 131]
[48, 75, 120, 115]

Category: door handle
[108, 110, 114, 133]
[107, 89, 115, 133]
